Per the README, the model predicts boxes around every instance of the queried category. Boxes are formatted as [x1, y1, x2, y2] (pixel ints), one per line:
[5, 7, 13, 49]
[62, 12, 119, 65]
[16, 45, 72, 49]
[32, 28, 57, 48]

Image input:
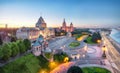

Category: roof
[32, 35, 44, 46]
[36, 16, 46, 26]
[17, 27, 39, 32]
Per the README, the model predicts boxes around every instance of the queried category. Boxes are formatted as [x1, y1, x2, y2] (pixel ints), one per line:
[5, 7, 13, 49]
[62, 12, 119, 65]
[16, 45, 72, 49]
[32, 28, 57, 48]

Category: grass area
[45, 52, 53, 59]
[0, 54, 50, 73]
[0, 54, 40, 73]
[69, 41, 80, 48]
[85, 36, 96, 44]
[82, 67, 111, 73]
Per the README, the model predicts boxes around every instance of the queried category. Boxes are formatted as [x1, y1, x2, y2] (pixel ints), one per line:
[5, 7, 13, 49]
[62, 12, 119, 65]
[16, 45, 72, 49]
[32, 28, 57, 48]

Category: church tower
[36, 16, 47, 29]
[61, 19, 67, 31]
[70, 22, 74, 32]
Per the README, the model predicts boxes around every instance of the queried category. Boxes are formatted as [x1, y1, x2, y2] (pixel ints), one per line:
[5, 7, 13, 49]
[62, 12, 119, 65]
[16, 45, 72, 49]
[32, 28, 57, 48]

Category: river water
[110, 29, 120, 44]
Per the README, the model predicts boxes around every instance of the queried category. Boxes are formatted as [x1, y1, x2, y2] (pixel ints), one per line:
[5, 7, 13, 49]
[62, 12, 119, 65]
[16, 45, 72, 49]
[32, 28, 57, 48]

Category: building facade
[61, 19, 74, 32]
[16, 16, 55, 41]
[36, 16, 55, 39]
[32, 35, 48, 56]
[16, 27, 40, 41]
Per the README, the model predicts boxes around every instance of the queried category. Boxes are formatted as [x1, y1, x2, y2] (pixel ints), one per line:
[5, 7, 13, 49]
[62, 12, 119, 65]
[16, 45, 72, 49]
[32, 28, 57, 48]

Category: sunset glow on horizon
[0, 0, 120, 28]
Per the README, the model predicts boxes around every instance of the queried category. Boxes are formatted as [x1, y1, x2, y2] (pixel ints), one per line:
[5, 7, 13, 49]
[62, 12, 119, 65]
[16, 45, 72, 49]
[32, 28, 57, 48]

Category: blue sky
[0, 0, 120, 27]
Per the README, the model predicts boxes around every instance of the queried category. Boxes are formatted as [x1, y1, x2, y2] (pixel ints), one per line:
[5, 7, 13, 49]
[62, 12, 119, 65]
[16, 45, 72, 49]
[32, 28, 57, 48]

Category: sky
[0, 0, 120, 28]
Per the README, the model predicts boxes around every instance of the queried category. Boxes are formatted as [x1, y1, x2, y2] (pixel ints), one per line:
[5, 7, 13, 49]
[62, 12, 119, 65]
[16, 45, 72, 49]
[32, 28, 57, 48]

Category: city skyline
[0, 0, 120, 28]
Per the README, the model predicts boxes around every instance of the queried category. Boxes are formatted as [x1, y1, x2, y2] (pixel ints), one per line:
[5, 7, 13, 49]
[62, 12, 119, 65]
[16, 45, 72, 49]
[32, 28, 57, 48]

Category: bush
[37, 55, 49, 70]
[82, 67, 111, 73]
[91, 32, 101, 43]
[23, 39, 31, 50]
[67, 66, 83, 73]
[45, 52, 52, 59]
[53, 52, 69, 63]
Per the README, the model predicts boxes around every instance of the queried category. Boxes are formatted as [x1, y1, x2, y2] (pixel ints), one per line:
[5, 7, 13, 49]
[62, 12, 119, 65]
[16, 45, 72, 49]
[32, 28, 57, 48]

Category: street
[101, 32, 120, 72]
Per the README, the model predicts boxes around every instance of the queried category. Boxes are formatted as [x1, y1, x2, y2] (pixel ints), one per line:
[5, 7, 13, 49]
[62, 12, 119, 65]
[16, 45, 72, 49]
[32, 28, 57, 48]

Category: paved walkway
[86, 45, 102, 58]
[50, 62, 75, 73]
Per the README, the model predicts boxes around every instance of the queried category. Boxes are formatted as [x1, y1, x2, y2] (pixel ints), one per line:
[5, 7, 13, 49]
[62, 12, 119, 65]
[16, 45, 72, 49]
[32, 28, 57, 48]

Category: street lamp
[102, 46, 107, 59]
[97, 39, 101, 47]
[64, 57, 69, 63]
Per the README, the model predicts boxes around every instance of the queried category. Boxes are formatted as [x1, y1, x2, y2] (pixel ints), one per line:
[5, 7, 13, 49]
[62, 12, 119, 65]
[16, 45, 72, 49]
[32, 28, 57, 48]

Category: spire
[63, 18, 65, 22]
[70, 22, 73, 26]
[70, 22, 73, 27]
[63, 18, 66, 26]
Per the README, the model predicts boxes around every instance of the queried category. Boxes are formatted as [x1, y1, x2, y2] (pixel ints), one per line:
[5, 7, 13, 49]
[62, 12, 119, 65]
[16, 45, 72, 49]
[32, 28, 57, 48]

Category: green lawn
[0, 54, 40, 73]
[85, 36, 96, 44]
[0, 54, 50, 73]
[82, 67, 111, 73]
[69, 41, 80, 48]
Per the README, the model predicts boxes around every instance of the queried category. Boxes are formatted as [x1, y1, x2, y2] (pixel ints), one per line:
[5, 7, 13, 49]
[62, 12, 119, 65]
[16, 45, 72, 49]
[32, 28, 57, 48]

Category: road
[50, 62, 75, 73]
[101, 31, 120, 71]
[49, 35, 111, 73]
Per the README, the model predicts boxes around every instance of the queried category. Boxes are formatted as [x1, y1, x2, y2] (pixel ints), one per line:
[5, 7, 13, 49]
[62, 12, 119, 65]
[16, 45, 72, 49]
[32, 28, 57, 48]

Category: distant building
[36, 16, 47, 30]
[36, 16, 55, 39]
[0, 31, 10, 43]
[16, 27, 40, 41]
[61, 19, 74, 32]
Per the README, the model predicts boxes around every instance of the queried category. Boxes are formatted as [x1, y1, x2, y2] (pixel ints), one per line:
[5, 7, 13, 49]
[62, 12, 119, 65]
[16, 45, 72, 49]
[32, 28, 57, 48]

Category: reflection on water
[110, 29, 120, 44]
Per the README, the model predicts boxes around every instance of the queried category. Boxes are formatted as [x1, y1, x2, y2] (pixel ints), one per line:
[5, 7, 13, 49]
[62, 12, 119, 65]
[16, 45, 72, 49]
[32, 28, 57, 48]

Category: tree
[2, 44, 12, 61]
[0, 36, 3, 45]
[17, 41, 26, 53]
[53, 52, 69, 63]
[23, 39, 31, 50]
[67, 66, 83, 73]
[37, 55, 49, 69]
[11, 36, 17, 42]
[0, 47, 3, 59]
[91, 32, 102, 43]
[9, 43, 19, 57]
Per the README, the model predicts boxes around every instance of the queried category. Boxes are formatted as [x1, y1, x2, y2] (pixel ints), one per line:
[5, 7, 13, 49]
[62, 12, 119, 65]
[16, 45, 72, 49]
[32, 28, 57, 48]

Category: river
[110, 29, 120, 44]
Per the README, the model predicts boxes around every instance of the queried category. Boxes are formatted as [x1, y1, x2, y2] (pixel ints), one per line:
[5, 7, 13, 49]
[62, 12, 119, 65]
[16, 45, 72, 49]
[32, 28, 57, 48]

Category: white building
[16, 27, 40, 41]
[16, 16, 55, 41]
[36, 16, 55, 39]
